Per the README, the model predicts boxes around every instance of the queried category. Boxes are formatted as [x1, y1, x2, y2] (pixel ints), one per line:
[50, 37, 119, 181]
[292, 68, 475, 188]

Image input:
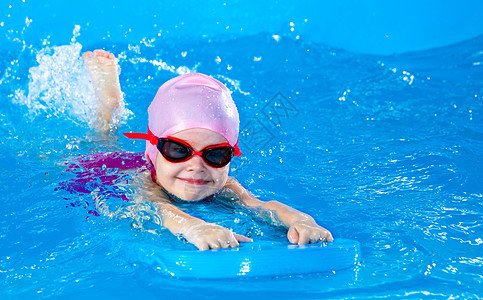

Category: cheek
[211, 166, 230, 186]
[155, 156, 178, 183]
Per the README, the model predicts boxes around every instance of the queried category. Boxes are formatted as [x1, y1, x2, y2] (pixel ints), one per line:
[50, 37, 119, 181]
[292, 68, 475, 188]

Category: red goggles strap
[123, 127, 159, 146]
[233, 140, 242, 156]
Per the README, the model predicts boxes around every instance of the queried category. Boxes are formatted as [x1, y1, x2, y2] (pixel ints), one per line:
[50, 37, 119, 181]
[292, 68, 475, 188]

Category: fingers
[190, 225, 248, 250]
[287, 226, 300, 244]
[288, 226, 315, 245]
[297, 228, 310, 245]
[195, 241, 210, 251]
[203, 233, 252, 250]
[207, 240, 222, 249]
[196, 239, 237, 250]
[288, 224, 334, 245]
[225, 238, 239, 248]
[207, 237, 239, 250]
[234, 233, 253, 243]
[311, 229, 333, 243]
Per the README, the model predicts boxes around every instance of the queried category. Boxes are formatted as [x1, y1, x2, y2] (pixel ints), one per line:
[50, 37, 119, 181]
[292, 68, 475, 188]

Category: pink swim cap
[125, 73, 240, 167]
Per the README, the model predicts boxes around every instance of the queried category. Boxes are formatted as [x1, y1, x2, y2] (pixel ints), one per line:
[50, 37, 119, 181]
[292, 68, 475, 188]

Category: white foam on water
[13, 38, 132, 130]
[14, 42, 96, 125]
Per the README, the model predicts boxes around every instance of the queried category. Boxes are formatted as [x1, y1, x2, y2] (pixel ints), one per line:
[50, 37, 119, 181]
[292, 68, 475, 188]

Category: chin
[167, 180, 223, 201]
[183, 191, 212, 201]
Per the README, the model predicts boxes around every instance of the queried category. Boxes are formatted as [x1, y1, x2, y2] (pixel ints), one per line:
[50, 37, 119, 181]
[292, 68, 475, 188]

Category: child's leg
[83, 50, 123, 131]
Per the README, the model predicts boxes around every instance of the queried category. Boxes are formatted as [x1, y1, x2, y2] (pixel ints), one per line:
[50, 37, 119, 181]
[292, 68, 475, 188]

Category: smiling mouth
[178, 178, 211, 185]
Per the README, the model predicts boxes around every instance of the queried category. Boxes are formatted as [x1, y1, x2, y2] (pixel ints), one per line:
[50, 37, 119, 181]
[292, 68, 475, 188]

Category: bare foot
[83, 50, 123, 131]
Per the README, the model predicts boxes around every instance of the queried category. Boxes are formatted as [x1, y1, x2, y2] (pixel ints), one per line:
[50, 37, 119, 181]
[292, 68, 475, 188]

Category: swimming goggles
[123, 127, 242, 168]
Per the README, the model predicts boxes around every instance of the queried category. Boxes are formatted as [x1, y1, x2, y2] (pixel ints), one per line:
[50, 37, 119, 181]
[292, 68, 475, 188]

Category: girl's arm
[157, 202, 251, 250]
[223, 177, 334, 245]
[147, 187, 251, 250]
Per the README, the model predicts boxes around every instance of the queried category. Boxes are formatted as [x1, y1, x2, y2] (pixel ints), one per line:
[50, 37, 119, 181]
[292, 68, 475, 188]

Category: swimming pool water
[1, 13, 482, 300]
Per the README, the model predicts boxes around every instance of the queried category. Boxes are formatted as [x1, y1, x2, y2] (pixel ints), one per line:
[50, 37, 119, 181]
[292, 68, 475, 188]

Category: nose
[185, 154, 206, 171]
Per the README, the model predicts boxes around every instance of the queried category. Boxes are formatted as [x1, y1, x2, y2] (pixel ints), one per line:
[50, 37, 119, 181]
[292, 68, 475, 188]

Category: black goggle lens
[162, 141, 190, 161]
[204, 147, 233, 168]
[158, 139, 234, 168]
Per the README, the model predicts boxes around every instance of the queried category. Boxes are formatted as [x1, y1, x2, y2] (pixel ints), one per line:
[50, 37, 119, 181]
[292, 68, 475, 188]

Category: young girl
[83, 49, 333, 250]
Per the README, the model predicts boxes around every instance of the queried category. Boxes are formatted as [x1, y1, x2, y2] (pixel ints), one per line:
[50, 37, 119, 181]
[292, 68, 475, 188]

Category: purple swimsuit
[57, 152, 152, 216]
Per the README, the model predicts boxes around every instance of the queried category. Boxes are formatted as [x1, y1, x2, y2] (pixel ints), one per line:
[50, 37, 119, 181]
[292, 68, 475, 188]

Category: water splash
[71, 25, 81, 44]
[92, 184, 165, 235]
[12, 39, 132, 129]
[13, 42, 96, 125]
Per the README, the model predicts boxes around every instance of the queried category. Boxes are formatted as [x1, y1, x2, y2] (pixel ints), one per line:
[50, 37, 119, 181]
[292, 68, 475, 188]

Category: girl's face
[155, 128, 231, 201]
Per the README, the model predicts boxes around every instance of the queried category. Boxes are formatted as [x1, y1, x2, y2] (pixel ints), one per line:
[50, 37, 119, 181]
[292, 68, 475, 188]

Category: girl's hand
[183, 222, 252, 251]
[287, 221, 334, 245]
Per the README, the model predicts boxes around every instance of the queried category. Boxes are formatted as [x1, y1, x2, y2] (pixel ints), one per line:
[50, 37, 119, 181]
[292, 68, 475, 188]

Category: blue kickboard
[138, 239, 360, 278]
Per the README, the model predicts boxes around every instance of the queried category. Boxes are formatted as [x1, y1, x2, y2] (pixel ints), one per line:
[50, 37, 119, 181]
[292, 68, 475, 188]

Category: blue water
[1, 13, 482, 300]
